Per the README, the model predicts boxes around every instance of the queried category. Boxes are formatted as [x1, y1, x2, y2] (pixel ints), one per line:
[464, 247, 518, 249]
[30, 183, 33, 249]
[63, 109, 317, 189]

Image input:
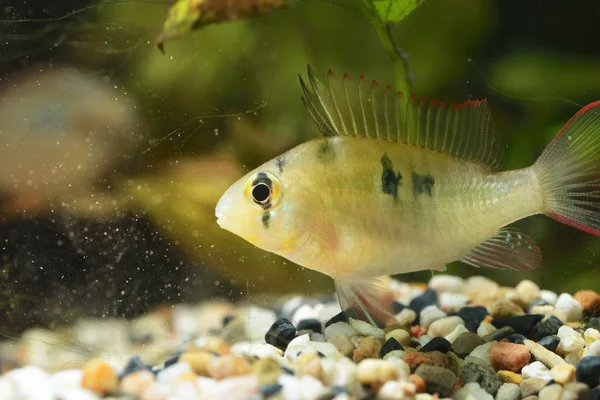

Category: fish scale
[216, 65, 600, 326]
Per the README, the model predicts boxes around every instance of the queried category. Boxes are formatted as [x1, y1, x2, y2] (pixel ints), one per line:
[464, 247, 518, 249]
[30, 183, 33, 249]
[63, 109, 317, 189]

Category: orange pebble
[408, 374, 427, 393]
[81, 358, 118, 395]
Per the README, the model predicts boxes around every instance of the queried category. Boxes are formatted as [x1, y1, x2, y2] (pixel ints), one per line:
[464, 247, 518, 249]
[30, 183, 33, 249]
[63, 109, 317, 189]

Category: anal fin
[334, 276, 397, 327]
[459, 227, 542, 271]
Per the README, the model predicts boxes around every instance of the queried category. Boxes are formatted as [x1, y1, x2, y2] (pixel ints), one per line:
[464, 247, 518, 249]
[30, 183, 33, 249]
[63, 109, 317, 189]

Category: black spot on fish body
[316, 139, 335, 163]
[276, 157, 285, 174]
[412, 172, 435, 196]
[262, 212, 271, 228]
[380, 153, 402, 200]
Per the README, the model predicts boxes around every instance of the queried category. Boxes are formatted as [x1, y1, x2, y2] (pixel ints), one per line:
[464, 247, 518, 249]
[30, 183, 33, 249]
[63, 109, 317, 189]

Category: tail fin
[533, 101, 600, 236]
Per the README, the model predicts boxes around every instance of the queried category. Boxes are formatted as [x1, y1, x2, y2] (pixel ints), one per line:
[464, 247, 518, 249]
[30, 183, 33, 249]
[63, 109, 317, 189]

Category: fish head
[215, 144, 324, 257]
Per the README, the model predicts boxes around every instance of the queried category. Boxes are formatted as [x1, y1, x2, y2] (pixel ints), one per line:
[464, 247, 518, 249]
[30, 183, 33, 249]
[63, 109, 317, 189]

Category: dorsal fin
[299, 65, 504, 169]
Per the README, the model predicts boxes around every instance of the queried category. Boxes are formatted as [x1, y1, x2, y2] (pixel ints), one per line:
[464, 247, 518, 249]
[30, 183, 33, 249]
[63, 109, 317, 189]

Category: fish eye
[252, 183, 271, 204]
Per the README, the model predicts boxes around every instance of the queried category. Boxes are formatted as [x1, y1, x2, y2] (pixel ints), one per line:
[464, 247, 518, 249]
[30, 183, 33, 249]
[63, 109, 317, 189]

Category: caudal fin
[534, 101, 600, 236]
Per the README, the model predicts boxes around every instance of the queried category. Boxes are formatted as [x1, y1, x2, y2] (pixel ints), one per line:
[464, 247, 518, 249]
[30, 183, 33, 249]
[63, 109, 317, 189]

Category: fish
[215, 65, 600, 326]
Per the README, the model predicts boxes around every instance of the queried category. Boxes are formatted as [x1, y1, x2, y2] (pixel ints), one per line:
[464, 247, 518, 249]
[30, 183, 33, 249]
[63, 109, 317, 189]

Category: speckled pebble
[520, 377, 547, 397]
[414, 364, 456, 397]
[496, 382, 521, 400]
[353, 336, 382, 362]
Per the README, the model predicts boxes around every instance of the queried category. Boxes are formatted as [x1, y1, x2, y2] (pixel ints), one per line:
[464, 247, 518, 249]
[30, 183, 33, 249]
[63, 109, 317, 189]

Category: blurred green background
[1, 0, 599, 333]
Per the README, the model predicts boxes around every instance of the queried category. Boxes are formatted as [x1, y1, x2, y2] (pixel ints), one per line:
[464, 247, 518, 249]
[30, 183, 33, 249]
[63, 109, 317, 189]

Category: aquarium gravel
[2, 275, 600, 400]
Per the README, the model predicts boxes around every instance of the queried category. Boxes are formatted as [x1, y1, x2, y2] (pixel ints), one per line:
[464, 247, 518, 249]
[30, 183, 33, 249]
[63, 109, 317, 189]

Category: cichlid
[215, 66, 600, 325]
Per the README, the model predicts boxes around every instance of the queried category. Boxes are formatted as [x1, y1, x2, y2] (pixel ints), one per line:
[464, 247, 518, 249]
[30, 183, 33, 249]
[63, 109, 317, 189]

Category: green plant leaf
[367, 0, 422, 24]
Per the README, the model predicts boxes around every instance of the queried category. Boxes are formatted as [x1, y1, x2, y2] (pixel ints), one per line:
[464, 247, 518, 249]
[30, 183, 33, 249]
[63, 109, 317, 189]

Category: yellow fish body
[216, 66, 600, 325]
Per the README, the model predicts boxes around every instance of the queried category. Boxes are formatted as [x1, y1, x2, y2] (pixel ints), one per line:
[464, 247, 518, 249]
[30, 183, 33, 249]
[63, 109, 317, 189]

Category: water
[0, 0, 599, 388]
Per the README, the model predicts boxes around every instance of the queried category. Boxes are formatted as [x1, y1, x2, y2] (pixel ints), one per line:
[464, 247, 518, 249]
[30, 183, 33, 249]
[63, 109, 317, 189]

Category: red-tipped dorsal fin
[343, 72, 351, 80]
[429, 99, 438, 107]
[327, 68, 334, 77]
[409, 93, 417, 101]
[420, 96, 427, 105]
[371, 79, 379, 88]
[396, 91, 404, 98]
[385, 84, 392, 93]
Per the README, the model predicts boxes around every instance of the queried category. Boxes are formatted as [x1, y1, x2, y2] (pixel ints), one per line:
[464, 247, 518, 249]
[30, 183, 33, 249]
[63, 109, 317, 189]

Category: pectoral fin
[334, 276, 397, 327]
[459, 227, 541, 271]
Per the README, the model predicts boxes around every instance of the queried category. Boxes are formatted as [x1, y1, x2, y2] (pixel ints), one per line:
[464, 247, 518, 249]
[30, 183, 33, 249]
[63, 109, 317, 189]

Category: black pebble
[261, 383, 283, 397]
[506, 333, 526, 344]
[282, 366, 295, 375]
[265, 318, 297, 351]
[392, 301, 406, 314]
[409, 289, 438, 320]
[458, 306, 489, 332]
[537, 335, 560, 352]
[482, 326, 515, 342]
[380, 337, 404, 358]
[576, 355, 600, 387]
[411, 340, 422, 348]
[164, 353, 181, 368]
[420, 337, 452, 353]
[120, 355, 151, 378]
[591, 386, 600, 400]
[536, 316, 563, 339]
[222, 315, 236, 327]
[325, 311, 347, 327]
[297, 318, 322, 333]
[491, 314, 543, 335]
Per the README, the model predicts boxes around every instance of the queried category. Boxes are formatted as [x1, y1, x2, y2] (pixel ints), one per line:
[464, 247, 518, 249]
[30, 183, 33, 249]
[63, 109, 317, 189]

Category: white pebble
[173, 381, 201, 399]
[326, 357, 357, 387]
[558, 325, 585, 353]
[2, 366, 54, 400]
[428, 274, 464, 293]
[453, 382, 494, 400]
[554, 293, 583, 322]
[284, 333, 311, 362]
[445, 324, 470, 343]
[252, 343, 284, 359]
[291, 304, 317, 326]
[324, 322, 357, 339]
[157, 362, 192, 383]
[515, 279, 541, 305]
[378, 380, 417, 399]
[349, 318, 385, 340]
[565, 350, 581, 365]
[59, 388, 100, 400]
[439, 292, 469, 311]
[316, 302, 341, 322]
[477, 321, 496, 337]
[420, 305, 447, 330]
[310, 341, 341, 359]
[540, 290, 558, 305]
[244, 306, 277, 342]
[209, 375, 259, 398]
[428, 316, 465, 337]
[464, 276, 499, 294]
[584, 328, 600, 345]
[522, 361, 552, 381]
[584, 340, 600, 357]
[395, 308, 417, 326]
[51, 369, 84, 395]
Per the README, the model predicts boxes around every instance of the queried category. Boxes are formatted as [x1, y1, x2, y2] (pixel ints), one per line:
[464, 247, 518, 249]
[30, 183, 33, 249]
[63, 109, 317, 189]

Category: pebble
[396, 308, 417, 326]
[562, 382, 591, 400]
[265, 318, 297, 351]
[81, 358, 118, 395]
[428, 274, 464, 293]
[497, 370, 523, 384]
[420, 337, 451, 353]
[120, 370, 155, 396]
[419, 306, 447, 330]
[207, 355, 251, 380]
[586, 339, 600, 357]
[538, 383, 563, 400]
[506, 333, 527, 344]
[356, 359, 398, 386]
[328, 333, 355, 358]
[1, 366, 54, 400]
[380, 337, 403, 358]
[492, 314, 543, 335]
[414, 364, 456, 397]
[385, 329, 411, 346]
[515, 280, 541, 306]
[460, 362, 503, 395]
[439, 292, 469, 311]
[409, 289, 438, 318]
[521, 361, 551, 381]
[260, 383, 283, 397]
[537, 335, 561, 352]
[324, 322, 357, 339]
[121, 355, 152, 377]
[353, 336, 382, 363]
[592, 387, 600, 400]
[466, 341, 496, 366]
[550, 362, 576, 384]
[558, 325, 586, 353]
[540, 290, 558, 305]
[574, 290, 600, 316]
[458, 306, 489, 332]
[477, 321, 497, 337]
[482, 326, 516, 342]
[324, 311, 346, 327]
[252, 357, 281, 385]
[179, 351, 215, 376]
[496, 382, 521, 400]
[584, 328, 600, 345]
[537, 315, 563, 339]
[427, 316, 465, 337]
[490, 342, 531, 372]
[453, 381, 494, 400]
[523, 339, 567, 368]
[555, 293, 583, 322]
[444, 324, 470, 343]
[520, 377, 547, 397]
[490, 299, 525, 318]
[348, 318, 385, 341]
[296, 318, 322, 334]
[575, 355, 600, 387]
